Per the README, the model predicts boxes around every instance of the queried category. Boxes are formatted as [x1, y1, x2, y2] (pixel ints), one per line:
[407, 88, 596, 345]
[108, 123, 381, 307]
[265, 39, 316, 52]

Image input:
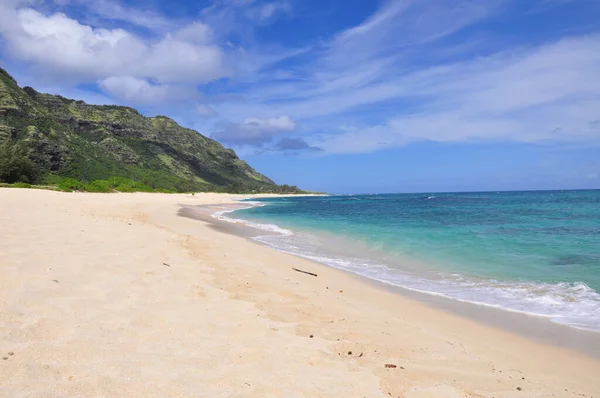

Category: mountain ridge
[0, 66, 300, 193]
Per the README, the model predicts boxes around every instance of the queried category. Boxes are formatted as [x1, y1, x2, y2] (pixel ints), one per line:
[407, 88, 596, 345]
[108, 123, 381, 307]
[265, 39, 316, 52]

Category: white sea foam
[211, 203, 294, 236]
[251, 231, 600, 332]
[212, 205, 600, 332]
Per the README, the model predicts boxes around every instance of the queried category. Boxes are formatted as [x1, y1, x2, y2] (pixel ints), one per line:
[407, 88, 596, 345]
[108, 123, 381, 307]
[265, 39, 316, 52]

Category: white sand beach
[1, 188, 599, 397]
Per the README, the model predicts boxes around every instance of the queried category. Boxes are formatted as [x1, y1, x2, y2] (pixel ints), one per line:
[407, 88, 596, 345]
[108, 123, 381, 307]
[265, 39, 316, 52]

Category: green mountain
[0, 67, 299, 193]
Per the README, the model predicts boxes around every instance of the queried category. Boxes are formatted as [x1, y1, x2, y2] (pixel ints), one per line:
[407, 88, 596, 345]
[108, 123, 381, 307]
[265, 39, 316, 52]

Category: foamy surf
[213, 192, 600, 333]
[213, 204, 600, 332]
[252, 232, 600, 332]
[211, 203, 294, 236]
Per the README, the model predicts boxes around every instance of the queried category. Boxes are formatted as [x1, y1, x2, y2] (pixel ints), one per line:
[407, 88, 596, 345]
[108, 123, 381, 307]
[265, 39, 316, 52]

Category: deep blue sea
[215, 191, 600, 331]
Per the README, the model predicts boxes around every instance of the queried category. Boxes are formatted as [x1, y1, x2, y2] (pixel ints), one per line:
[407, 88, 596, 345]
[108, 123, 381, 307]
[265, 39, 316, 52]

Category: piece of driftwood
[292, 268, 317, 277]
[163, 262, 171, 267]
[385, 364, 397, 369]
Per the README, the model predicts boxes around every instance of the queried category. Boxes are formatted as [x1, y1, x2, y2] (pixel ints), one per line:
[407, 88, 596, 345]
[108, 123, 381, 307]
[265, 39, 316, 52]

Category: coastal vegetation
[0, 67, 304, 194]
[0, 140, 38, 184]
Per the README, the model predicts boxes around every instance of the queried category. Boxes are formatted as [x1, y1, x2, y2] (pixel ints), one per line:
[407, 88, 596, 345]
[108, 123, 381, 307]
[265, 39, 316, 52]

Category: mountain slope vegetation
[0, 67, 300, 193]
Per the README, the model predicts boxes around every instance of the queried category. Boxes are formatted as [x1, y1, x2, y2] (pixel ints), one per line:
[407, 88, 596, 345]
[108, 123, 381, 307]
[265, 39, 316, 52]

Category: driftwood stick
[292, 267, 317, 277]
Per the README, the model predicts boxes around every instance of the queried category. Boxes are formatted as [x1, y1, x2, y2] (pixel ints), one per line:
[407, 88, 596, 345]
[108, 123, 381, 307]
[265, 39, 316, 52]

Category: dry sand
[0, 188, 599, 398]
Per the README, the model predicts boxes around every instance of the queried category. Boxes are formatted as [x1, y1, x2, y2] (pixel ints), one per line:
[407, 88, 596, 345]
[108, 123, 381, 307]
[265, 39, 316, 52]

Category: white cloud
[0, 7, 230, 85]
[144, 37, 228, 84]
[245, 115, 296, 131]
[173, 22, 213, 44]
[0, 0, 300, 130]
[98, 76, 199, 104]
[211, 115, 297, 145]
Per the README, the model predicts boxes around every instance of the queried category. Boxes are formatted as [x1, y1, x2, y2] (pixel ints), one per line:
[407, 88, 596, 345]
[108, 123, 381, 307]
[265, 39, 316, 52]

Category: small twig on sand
[163, 262, 171, 267]
[292, 268, 317, 277]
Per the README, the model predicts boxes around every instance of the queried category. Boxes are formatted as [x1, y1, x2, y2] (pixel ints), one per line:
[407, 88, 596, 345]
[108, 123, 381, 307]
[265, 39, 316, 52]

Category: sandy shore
[1, 189, 598, 397]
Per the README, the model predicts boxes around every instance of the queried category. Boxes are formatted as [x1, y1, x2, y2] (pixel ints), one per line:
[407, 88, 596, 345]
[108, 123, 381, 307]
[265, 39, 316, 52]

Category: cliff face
[0, 67, 279, 192]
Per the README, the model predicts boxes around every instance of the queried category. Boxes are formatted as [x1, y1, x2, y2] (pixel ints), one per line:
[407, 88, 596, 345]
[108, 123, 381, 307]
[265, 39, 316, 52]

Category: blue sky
[0, 0, 599, 193]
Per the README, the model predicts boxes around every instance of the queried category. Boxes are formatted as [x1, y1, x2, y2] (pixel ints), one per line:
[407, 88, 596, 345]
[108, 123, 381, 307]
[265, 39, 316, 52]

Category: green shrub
[42, 174, 63, 185]
[58, 178, 84, 192]
[85, 180, 112, 193]
[11, 182, 32, 188]
[98, 176, 152, 193]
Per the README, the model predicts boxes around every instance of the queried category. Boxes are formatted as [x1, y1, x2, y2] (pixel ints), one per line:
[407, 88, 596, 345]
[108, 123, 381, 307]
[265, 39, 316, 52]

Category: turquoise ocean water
[214, 191, 600, 331]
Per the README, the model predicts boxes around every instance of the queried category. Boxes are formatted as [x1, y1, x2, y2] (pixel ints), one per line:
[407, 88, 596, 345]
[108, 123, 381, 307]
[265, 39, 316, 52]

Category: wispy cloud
[98, 76, 201, 104]
[196, 104, 218, 118]
[326, 0, 503, 65]
[66, 0, 174, 30]
[206, 0, 512, 135]
[201, 0, 293, 44]
[309, 34, 600, 153]
[205, 1, 600, 154]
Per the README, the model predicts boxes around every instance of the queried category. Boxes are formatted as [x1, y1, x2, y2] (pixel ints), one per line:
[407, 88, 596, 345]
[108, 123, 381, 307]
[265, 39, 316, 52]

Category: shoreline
[2, 189, 599, 397]
[181, 202, 600, 359]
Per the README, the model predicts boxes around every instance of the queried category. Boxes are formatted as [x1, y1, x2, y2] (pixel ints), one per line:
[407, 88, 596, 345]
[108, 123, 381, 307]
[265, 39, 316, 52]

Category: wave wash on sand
[214, 195, 600, 332]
